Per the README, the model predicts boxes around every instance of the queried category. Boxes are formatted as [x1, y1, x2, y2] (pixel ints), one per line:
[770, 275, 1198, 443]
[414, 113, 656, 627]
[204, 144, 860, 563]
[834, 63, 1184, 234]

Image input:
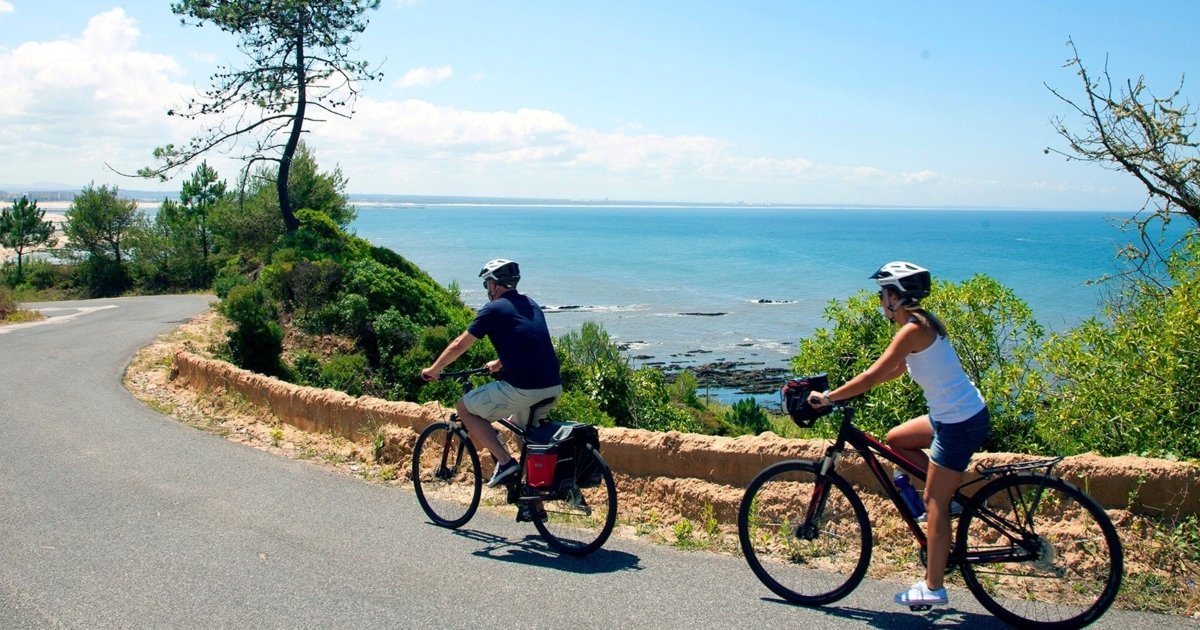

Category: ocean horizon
[349, 203, 1185, 400]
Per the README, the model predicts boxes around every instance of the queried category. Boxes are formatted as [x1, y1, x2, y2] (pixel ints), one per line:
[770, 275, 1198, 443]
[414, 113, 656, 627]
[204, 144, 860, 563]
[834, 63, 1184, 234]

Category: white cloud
[0, 8, 201, 185]
[397, 65, 453, 89]
[308, 95, 948, 202]
[0, 1, 13, 14]
[0, 8, 960, 204]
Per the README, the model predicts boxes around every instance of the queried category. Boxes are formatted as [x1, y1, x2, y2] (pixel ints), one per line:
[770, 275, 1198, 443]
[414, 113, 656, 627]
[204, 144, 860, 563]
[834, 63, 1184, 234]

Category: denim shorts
[462, 380, 561, 428]
[929, 407, 990, 472]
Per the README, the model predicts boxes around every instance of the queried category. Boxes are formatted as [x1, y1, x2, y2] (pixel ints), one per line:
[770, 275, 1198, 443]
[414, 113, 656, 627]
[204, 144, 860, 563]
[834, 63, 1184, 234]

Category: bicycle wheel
[958, 474, 1123, 629]
[412, 421, 482, 528]
[533, 444, 617, 556]
[737, 460, 872, 605]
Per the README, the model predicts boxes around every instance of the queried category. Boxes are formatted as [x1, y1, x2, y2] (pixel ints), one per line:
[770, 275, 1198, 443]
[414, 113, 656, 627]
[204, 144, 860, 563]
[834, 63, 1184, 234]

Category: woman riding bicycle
[808, 261, 990, 609]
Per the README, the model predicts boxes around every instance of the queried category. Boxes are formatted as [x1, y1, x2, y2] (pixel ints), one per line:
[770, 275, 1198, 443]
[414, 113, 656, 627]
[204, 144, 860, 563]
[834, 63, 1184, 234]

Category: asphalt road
[0, 296, 1192, 628]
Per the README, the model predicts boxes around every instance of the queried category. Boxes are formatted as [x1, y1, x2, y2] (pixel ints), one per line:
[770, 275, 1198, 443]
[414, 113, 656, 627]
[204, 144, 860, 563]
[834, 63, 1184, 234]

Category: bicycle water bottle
[893, 472, 925, 519]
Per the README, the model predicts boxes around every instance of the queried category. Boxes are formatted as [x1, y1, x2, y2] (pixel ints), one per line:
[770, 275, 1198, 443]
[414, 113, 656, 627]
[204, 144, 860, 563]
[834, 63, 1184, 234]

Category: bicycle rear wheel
[412, 421, 482, 528]
[737, 460, 872, 605]
[533, 444, 617, 556]
[958, 474, 1123, 629]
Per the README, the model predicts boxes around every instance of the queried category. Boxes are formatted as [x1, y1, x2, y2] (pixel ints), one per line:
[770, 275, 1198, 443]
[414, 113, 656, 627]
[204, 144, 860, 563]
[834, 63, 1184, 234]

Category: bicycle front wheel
[533, 444, 618, 556]
[737, 460, 872, 606]
[412, 421, 482, 528]
[958, 474, 1123, 629]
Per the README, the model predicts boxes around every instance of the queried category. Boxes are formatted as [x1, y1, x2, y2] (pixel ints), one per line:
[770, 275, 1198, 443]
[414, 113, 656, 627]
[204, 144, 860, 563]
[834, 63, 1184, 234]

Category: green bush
[726, 398, 771, 435]
[285, 258, 343, 314]
[220, 283, 283, 376]
[373, 308, 422, 362]
[288, 350, 322, 387]
[212, 258, 253, 299]
[547, 389, 615, 427]
[319, 353, 368, 397]
[1036, 233, 1200, 459]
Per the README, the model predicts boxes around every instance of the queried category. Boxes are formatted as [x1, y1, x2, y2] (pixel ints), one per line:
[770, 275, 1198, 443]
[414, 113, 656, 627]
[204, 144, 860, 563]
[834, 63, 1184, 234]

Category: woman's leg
[923, 463, 963, 590]
[886, 415, 932, 471]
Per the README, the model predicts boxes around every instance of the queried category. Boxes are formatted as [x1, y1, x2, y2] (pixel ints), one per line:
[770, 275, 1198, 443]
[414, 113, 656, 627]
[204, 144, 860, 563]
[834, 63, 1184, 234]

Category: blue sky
[0, 1, 1196, 210]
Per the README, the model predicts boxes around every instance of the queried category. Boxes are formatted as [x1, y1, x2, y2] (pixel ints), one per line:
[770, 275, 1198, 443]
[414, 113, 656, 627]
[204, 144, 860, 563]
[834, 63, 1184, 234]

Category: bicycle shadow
[760, 598, 1008, 628]
[452, 528, 643, 574]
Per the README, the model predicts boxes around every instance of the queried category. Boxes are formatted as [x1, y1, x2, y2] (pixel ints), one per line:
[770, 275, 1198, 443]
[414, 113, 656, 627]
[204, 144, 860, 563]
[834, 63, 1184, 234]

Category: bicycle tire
[737, 460, 872, 605]
[957, 473, 1123, 629]
[412, 421, 482, 528]
[533, 444, 617, 556]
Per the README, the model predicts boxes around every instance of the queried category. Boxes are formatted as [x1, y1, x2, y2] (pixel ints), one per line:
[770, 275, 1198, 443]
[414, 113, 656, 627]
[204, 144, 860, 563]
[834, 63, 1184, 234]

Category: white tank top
[905, 335, 986, 423]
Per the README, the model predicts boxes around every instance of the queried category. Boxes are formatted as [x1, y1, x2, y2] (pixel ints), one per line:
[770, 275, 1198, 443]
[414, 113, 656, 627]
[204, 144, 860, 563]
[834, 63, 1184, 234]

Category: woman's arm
[813, 322, 927, 405]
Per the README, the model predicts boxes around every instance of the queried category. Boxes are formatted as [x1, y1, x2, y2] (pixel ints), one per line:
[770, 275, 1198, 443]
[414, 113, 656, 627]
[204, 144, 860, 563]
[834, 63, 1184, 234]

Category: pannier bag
[781, 373, 834, 428]
[526, 421, 602, 490]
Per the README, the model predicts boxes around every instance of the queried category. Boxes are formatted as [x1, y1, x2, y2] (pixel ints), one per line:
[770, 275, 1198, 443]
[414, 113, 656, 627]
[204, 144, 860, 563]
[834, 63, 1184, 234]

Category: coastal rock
[666, 360, 792, 395]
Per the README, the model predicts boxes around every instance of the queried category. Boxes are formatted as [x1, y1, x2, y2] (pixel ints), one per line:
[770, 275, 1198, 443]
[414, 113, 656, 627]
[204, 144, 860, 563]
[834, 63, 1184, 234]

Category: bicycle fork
[795, 451, 842, 540]
[436, 418, 469, 481]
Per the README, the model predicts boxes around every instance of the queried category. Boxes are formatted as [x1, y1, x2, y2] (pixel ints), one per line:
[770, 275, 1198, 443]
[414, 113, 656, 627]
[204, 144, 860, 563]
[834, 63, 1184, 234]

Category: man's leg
[456, 398, 513, 465]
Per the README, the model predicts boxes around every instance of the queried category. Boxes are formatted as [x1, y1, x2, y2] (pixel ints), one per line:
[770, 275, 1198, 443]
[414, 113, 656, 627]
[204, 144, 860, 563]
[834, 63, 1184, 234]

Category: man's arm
[421, 331, 479, 380]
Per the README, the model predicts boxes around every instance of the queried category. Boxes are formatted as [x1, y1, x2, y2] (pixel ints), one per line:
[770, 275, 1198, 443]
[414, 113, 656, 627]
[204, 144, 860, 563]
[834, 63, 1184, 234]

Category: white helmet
[870, 261, 931, 301]
[479, 258, 520, 287]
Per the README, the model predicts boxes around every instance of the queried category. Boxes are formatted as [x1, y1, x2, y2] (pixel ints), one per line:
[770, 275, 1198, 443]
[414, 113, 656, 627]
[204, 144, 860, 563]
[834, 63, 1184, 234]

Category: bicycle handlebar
[437, 367, 492, 381]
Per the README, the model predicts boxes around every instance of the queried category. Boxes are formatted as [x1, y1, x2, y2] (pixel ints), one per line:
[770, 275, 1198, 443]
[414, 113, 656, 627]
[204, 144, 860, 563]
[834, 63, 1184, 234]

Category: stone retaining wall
[174, 350, 1199, 519]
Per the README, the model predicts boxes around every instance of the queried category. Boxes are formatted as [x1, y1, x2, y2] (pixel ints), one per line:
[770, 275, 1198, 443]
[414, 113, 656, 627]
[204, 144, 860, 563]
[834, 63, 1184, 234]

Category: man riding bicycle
[421, 259, 563, 490]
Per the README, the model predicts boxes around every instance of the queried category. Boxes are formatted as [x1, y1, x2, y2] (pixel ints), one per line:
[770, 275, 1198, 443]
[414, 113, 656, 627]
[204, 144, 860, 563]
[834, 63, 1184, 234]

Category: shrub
[373, 308, 422, 362]
[220, 283, 283, 376]
[726, 398, 771, 435]
[1036, 233, 1200, 458]
[289, 350, 322, 387]
[547, 389, 615, 427]
[0, 284, 16, 318]
[319, 353, 368, 397]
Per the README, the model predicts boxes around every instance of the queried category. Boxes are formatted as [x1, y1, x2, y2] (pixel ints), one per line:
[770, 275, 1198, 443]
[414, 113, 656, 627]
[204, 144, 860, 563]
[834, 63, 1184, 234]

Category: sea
[349, 202, 1182, 404]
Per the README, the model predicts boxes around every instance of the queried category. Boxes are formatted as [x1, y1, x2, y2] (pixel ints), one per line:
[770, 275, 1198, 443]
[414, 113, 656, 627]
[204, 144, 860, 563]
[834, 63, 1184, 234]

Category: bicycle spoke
[959, 475, 1122, 629]
[737, 461, 871, 605]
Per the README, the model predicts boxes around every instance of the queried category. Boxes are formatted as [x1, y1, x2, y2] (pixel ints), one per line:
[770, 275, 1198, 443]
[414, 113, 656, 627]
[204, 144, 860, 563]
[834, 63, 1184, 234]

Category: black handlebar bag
[781, 373, 833, 428]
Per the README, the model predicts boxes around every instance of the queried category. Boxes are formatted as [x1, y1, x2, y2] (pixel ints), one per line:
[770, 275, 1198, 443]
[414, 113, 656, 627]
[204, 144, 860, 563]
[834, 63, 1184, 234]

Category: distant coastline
[0, 187, 1117, 213]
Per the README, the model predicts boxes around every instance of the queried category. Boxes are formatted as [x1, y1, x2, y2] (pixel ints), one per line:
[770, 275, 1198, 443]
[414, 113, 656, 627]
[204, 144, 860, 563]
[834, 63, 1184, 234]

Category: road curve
[0, 296, 1188, 628]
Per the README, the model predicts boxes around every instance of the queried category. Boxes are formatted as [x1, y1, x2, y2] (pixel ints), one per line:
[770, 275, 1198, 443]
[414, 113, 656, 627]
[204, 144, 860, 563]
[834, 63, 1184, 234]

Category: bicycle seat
[528, 396, 557, 420]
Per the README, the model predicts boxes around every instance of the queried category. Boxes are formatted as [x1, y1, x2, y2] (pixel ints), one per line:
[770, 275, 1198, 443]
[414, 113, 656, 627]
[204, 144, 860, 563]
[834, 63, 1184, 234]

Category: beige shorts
[462, 380, 562, 428]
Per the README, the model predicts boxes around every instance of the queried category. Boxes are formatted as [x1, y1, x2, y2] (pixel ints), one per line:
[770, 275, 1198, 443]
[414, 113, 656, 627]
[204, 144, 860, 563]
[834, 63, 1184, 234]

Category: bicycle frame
[812, 405, 1054, 567]
[813, 405, 934, 546]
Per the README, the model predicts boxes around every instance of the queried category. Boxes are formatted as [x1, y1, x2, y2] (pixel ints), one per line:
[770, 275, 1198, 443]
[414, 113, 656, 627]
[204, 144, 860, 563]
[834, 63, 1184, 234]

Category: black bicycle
[411, 368, 618, 556]
[737, 403, 1123, 630]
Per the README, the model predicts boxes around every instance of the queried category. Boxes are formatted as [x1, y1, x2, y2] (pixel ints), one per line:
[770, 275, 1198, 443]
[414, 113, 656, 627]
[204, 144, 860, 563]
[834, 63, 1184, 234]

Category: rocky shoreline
[622, 344, 793, 396]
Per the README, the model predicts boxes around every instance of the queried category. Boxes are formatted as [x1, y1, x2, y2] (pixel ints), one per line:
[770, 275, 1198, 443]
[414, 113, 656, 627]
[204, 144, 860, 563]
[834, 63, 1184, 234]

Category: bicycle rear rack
[976, 456, 1064, 477]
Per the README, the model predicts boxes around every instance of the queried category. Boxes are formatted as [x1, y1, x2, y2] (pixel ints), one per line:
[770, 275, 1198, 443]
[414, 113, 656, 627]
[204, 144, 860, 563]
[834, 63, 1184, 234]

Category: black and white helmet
[479, 258, 520, 287]
[870, 261, 931, 301]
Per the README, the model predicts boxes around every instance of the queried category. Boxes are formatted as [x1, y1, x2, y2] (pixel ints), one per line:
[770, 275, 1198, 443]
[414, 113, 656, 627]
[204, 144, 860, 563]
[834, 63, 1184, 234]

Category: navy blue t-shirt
[467, 291, 562, 390]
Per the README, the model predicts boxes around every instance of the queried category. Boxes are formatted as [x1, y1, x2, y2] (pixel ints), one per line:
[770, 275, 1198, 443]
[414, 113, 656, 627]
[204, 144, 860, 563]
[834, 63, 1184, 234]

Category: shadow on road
[760, 597, 1008, 628]
[453, 529, 643, 574]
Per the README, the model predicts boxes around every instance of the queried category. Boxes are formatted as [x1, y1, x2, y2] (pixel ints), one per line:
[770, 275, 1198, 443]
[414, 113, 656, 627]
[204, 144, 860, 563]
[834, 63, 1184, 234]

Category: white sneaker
[894, 580, 949, 607]
[916, 499, 963, 523]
